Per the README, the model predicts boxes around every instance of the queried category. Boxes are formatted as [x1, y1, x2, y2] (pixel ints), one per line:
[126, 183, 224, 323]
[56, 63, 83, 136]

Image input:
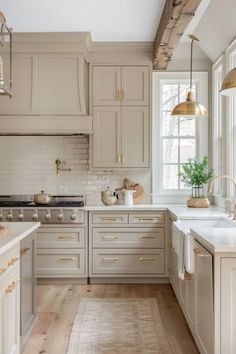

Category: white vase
[122, 189, 135, 206]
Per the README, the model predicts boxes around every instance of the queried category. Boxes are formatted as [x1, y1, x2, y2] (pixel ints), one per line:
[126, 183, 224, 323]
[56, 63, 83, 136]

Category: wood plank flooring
[23, 284, 199, 354]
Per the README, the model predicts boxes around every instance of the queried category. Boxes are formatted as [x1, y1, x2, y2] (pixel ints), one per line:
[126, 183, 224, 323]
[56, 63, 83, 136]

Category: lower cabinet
[89, 211, 167, 279]
[20, 231, 37, 349]
[0, 246, 20, 354]
[36, 225, 87, 278]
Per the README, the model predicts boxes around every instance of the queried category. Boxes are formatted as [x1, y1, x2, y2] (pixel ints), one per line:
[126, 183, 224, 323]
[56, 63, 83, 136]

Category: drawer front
[92, 213, 128, 225]
[129, 213, 165, 225]
[92, 249, 164, 275]
[37, 249, 85, 276]
[92, 227, 164, 248]
[37, 227, 85, 248]
[0, 245, 20, 282]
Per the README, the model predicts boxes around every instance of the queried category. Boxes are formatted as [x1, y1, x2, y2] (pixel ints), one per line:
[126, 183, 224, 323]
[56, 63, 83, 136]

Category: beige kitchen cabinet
[89, 211, 168, 280]
[92, 106, 149, 168]
[37, 224, 87, 279]
[0, 54, 88, 116]
[0, 245, 20, 354]
[194, 240, 214, 354]
[92, 65, 150, 106]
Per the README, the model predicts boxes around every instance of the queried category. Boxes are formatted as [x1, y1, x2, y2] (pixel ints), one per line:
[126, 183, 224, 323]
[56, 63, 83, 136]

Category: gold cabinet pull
[140, 235, 157, 239]
[101, 257, 119, 262]
[20, 247, 31, 256]
[7, 256, 19, 266]
[100, 217, 120, 222]
[139, 257, 157, 262]
[0, 267, 7, 275]
[117, 90, 121, 101]
[194, 248, 209, 257]
[101, 235, 119, 240]
[116, 154, 121, 163]
[137, 217, 158, 222]
[58, 236, 76, 240]
[57, 258, 76, 262]
[121, 154, 125, 163]
[5, 278, 20, 293]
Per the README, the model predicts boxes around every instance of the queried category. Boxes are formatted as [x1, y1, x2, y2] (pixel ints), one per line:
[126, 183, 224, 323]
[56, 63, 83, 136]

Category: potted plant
[179, 156, 214, 208]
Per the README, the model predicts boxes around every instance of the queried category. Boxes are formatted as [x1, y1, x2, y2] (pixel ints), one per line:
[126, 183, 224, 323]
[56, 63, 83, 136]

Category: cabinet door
[92, 106, 122, 168]
[221, 258, 236, 354]
[186, 273, 195, 328]
[0, 275, 20, 354]
[34, 56, 85, 114]
[121, 106, 149, 167]
[20, 232, 36, 346]
[0, 56, 33, 114]
[121, 66, 149, 105]
[194, 241, 214, 354]
[93, 66, 121, 106]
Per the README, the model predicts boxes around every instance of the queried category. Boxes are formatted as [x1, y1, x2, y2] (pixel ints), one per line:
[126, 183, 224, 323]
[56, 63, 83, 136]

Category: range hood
[0, 33, 93, 135]
[0, 116, 93, 136]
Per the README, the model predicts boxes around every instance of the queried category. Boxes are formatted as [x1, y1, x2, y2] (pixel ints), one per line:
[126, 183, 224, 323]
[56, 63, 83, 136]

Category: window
[152, 72, 208, 202]
[212, 57, 224, 196]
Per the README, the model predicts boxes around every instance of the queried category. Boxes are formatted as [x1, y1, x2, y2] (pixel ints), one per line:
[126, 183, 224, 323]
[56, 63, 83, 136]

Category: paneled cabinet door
[121, 66, 149, 106]
[0, 276, 20, 354]
[92, 106, 122, 168]
[20, 231, 36, 347]
[194, 241, 214, 354]
[121, 107, 149, 167]
[0, 56, 33, 114]
[93, 66, 121, 106]
[220, 258, 236, 354]
[34, 56, 86, 114]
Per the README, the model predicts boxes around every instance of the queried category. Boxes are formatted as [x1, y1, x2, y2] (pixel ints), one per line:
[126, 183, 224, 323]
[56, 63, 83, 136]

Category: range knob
[7, 210, 13, 221]
[32, 210, 38, 222]
[70, 211, 77, 221]
[18, 210, 24, 221]
[45, 210, 51, 222]
[57, 210, 63, 221]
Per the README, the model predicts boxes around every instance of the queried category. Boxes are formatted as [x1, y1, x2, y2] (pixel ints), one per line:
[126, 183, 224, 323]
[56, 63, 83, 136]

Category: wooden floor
[23, 284, 199, 354]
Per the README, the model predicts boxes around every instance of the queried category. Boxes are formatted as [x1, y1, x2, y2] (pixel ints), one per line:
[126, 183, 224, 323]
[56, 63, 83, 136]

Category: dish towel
[172, 222, 185, 280]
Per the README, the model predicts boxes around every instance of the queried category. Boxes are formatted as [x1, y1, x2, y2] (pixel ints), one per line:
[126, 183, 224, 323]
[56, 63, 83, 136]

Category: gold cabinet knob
[7, 256, 19, 266]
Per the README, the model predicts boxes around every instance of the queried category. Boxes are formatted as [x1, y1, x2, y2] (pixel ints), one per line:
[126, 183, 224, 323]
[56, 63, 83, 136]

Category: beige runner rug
[67, 298, 173, 354]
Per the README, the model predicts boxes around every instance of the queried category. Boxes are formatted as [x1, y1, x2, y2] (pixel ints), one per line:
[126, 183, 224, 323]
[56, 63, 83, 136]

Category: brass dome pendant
[221, 67, 236, 96]
[171, 35, 208, 117]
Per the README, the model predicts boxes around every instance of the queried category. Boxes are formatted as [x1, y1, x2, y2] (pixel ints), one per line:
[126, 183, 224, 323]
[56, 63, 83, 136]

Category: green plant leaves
[179, 156, 214, 187]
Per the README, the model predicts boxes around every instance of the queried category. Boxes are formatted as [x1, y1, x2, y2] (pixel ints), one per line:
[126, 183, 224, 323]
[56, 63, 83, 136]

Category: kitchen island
[0, 222, 40, 354]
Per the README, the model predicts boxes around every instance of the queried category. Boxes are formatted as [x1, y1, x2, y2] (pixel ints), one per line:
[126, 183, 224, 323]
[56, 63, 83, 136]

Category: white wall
[0, 135, 151, 205]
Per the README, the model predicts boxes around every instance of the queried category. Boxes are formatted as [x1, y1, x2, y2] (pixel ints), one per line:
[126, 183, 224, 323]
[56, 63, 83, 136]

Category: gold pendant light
[171, 35, 208, 117]
[0, 11, 13, 98]
[221, 67, 236, 96]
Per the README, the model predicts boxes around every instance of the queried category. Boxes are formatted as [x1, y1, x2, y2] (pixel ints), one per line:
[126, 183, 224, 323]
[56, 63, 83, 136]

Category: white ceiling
[0, 0, 165, 41]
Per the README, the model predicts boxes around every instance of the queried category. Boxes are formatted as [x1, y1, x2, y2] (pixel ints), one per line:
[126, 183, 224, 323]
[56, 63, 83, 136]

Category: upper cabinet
[0, 54, 88, 116]
[92, 65, 150, 106]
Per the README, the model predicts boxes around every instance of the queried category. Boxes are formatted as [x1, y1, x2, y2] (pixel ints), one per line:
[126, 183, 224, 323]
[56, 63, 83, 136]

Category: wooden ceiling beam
[153, 0, 202, 70]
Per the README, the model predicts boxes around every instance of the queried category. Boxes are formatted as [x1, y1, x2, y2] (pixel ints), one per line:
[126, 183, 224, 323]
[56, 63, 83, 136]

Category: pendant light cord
[190, 37, 193, 90]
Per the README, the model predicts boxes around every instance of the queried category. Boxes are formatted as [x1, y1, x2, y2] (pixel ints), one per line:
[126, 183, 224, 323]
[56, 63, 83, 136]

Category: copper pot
[33, 191, 52, 205]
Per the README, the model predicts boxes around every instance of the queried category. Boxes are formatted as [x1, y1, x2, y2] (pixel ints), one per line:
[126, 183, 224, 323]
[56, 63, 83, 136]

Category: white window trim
[152, 71, 208, 203]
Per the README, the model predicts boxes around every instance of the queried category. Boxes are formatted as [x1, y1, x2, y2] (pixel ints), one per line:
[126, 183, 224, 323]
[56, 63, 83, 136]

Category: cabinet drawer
[92, 249, 164, 275]
[92, 227, 164, 248]
[129, 213, 165, 225]
[0, 245, 20, 282]
[37, 249, 85, 276]
[37, 227, 85, 248]
[92, 213, 128, 225]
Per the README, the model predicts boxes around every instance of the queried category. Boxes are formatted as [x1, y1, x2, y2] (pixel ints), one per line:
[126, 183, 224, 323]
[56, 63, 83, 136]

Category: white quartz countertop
[0, 222, 41, 255]
[190, 225, 236, 253]
[84, 204, 229, 220]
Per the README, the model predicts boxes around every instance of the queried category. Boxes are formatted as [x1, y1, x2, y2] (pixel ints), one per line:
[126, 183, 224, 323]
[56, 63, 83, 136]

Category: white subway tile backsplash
[0, 135, 151, 204]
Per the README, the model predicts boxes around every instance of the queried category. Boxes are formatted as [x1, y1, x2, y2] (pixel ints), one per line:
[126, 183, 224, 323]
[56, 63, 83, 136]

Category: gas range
[0, 195, 85, 224]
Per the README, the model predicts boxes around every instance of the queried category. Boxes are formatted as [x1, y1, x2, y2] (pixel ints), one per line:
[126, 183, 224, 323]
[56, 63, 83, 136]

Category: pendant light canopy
[171, 35, 208, 117]
[221, 67, 236, 96]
